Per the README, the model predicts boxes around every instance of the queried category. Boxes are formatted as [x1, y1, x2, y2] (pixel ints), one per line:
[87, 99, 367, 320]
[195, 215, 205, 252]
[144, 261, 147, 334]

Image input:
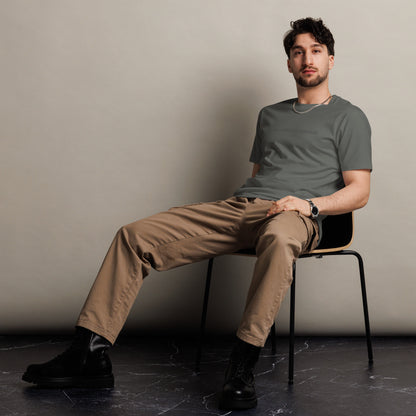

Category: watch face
[312, 206, 319, 216]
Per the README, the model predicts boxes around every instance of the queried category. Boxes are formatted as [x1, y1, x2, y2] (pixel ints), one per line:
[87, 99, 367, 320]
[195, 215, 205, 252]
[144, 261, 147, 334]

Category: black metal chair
[195, 212, 374, 383]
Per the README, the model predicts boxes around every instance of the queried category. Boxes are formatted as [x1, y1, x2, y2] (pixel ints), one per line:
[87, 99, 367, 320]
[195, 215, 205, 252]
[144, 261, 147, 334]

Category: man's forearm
[312, 169, 371, 215]
[266, 169, 371, 218]
[311, 182, 369, 215]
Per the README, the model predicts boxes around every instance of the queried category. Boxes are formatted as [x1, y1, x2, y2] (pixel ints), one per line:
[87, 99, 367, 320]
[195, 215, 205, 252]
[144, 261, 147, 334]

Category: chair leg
[195, 258, 214, 373]
[329, 250, 374, 365]
[347, 250, 374, 364]
[289, 262, 296, 384]
[270, 322, 276, 355]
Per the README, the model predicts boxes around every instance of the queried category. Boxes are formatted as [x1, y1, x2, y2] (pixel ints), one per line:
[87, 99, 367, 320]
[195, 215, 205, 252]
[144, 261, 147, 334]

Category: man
[22, 17, 372, 411]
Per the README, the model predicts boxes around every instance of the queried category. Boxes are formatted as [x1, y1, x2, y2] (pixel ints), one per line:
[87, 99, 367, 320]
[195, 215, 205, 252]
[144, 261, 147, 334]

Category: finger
[277, 196, 291, 204]
[267, 205, 284, 216]
[266, 207, 277, 216]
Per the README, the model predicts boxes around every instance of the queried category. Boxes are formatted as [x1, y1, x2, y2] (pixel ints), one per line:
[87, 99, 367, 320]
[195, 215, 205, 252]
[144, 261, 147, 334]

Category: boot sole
[218, 395, 257, 410]
[22, 372, 114, 389]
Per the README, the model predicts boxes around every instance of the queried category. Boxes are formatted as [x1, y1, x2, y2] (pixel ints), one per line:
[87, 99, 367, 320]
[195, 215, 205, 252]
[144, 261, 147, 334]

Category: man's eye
[313, 49, 321, 53]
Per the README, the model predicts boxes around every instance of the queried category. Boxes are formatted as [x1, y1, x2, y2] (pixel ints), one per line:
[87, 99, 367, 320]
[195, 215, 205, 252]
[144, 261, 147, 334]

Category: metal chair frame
[195, 212, 374, 383]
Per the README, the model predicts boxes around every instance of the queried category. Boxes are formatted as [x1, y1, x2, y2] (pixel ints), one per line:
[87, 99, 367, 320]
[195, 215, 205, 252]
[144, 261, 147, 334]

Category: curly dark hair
[283, 18, 335, 58]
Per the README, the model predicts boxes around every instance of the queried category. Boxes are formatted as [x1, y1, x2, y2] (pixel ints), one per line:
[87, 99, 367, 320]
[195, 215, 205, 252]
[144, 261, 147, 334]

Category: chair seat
[234, 212, 354, 256]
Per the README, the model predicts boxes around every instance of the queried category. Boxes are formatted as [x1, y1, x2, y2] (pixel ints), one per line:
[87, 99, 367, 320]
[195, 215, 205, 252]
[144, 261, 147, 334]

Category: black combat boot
[22, 327, 114, 388]
[219, 338, 261, 410]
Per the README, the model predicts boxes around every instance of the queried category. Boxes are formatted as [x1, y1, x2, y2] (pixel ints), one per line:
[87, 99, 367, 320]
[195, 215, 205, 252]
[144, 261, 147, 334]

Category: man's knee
[115, 221, 148, 252]
[257, 229, 303, 257]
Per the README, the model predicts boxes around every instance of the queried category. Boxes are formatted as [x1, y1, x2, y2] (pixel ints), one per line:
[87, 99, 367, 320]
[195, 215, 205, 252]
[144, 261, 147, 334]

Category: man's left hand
[266, 196, 311, 217]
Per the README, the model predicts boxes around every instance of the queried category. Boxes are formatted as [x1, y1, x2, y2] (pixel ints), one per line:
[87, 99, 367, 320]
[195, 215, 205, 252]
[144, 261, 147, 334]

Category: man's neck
[296, 85, 331, 104]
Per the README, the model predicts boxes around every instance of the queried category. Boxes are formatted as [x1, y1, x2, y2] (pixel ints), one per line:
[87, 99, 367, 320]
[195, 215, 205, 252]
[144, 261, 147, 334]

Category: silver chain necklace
[292, 95, 332, 114]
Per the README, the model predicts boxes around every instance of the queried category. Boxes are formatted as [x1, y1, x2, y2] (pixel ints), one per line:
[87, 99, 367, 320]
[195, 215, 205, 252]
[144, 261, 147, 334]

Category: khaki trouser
[76, 197, 319, 347]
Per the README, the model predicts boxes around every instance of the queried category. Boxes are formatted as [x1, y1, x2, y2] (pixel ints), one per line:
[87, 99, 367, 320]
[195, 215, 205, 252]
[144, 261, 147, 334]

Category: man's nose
[303, 51, 314, 66]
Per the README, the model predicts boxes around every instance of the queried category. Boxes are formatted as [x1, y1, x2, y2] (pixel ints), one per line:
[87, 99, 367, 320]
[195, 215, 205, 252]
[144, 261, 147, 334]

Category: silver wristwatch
[305, 199, 319, 219]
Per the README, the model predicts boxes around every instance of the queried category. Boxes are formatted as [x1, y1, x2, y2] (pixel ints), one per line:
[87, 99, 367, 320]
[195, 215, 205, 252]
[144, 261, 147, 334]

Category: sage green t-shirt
[234, 95, 372, 202]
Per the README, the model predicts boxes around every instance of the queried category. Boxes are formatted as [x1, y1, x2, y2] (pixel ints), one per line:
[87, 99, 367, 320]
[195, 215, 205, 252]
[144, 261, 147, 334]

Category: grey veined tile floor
[1, 334, 416, 416]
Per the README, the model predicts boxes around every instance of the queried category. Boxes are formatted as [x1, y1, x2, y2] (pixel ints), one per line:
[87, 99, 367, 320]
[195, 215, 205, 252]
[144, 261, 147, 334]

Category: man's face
[287, 33, 334, 88]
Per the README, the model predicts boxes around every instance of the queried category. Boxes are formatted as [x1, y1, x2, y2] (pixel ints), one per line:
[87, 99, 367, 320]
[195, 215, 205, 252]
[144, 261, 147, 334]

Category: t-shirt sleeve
[337, 106, 372, 172]
[249, 109, 264, 164]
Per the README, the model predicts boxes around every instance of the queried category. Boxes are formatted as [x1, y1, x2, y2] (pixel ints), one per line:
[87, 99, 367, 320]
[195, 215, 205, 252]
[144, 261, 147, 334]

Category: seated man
[22, 17, 372, 411]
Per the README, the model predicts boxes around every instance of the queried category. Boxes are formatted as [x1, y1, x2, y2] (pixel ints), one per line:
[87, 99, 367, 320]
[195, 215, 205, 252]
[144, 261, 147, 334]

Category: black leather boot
[22, 327, 114, 388]
[219, 338, 261, 410]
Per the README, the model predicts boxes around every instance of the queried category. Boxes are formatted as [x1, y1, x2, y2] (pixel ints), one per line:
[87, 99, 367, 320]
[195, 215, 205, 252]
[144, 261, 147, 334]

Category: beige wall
[1, 0, 414, 336]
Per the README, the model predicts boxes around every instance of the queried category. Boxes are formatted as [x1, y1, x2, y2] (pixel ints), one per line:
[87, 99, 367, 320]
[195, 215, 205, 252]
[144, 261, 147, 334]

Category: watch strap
[305, 199, 319, 219]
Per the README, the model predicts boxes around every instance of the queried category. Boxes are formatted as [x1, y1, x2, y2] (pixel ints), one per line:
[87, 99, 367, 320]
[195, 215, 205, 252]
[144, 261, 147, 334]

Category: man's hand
[266, 196, 311, 217]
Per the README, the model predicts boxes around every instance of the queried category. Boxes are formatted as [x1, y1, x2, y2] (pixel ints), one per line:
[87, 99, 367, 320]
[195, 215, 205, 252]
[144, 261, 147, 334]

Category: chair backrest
[311, 212, 354, 254]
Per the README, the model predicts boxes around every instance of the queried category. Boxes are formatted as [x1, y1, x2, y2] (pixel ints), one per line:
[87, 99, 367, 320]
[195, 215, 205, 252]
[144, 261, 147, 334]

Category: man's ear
[328, 55, 334, 70]
[287, 58, 293, 73]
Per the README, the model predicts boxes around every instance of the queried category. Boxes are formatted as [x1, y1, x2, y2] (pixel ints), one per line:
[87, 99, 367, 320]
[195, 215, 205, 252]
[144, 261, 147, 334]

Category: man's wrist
[305, 199, 319, 219]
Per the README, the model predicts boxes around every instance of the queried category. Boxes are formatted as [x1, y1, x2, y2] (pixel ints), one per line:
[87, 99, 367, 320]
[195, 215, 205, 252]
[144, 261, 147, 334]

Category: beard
[295, 71, 328, 88]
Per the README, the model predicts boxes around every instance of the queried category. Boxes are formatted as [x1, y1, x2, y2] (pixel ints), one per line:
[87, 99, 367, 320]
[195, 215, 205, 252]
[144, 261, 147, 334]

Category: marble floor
[1, 334, 416, 416]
